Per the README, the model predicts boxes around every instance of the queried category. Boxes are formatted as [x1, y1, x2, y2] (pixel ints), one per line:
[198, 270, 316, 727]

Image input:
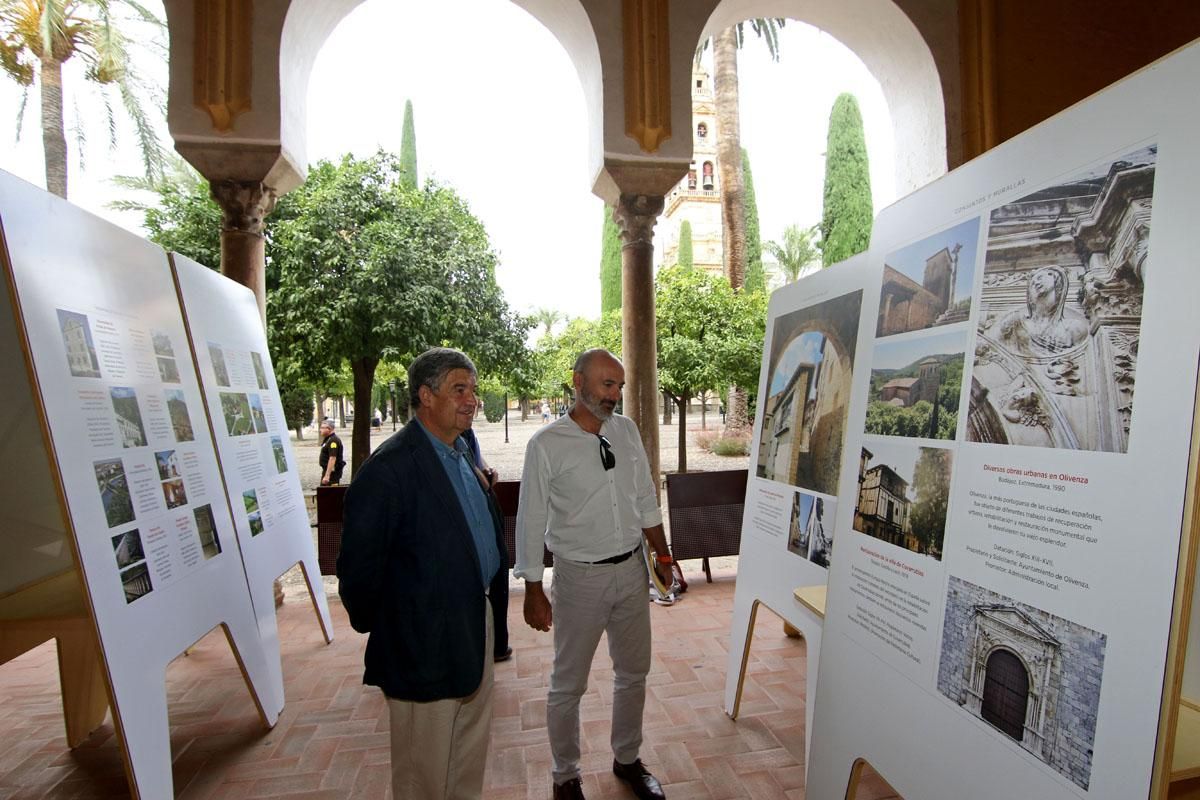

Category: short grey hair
[409, 347, 477, 408]
[320, 418, 334, 430]
[572, 348, 617, 375]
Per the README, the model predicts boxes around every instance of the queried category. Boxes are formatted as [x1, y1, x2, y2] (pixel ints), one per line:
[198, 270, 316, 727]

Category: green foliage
[820, 93, 873, 267]
[765, 223, 821, 284]
[531, 307, 563, 338]
[677, 220, 693, 271]
[711, 436, 750, 456]
[279, 383, 314, 433]
[400, 99, 418, 189]
[742, 149, 764, 293]
[910, 447, 952, 557]
[482, 391, 506, 423]
[534, 312, 622, 398]
[865, 354, 962, 440]
[112, 161, 222, 270]
[600, 206, 622, 313]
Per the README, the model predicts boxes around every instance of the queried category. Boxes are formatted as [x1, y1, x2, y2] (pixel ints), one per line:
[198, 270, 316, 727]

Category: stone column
[612, 193, 664, 490]
[210, 180, 278, 328]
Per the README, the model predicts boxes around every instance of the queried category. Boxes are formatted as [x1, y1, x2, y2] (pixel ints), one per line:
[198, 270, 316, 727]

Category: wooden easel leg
[55, 623, 109, 747]
[703, 557, 712, 583]
[728, 600, 762, 720]
[297, 560, 334, 644]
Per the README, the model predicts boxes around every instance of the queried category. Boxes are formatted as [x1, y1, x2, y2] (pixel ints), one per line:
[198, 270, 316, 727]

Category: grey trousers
[387, 607, 494, 800]
[548, 552, 652, 785]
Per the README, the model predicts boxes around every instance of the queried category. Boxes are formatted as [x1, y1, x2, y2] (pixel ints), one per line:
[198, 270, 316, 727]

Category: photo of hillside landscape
[865, 330, 966, 441]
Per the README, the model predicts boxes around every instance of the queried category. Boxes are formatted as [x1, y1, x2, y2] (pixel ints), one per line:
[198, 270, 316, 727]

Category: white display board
[723, 261, 873, 756]
[0, 171, 282, 799]
[806, 42, 1200, 800]
[171, 252, 333, 681]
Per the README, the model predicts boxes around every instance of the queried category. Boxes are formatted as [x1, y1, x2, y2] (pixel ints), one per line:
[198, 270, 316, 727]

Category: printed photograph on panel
[853, 440, 952, 560]
[937, 576, 1106, 791]
[271, 436, 288, 474]
[970, 145, 1155, 453]
[865, 329, 966, 441]
[756, 290, 862, 495]
[109, 387, 147, 448]
[156, 356, 180, 384]
[120, 562, 153, 604]
[164, 389, 194, 442]
[877, 217, 980, 337]
[111, 529, 144, 569]
[244, 489, 264, 536]
[151, 329, 174, 357]
[220, 392, 255, 436]
[208, 342, 231, 387]
[56, 309, 101, 378]
[94, 458, 134, 527]
[251, 351, 269, 390]
[161, 477, 188, 509]
[155, 449, 179, 481]
[787, 492, 814, 558]
[193, 503, 222, 559]
[248, 393, 268, 433]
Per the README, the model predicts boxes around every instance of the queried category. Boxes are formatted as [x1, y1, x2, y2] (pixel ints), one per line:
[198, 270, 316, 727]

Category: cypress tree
[742, 148, 765, 292]
[677, 220, 694, 271]
[600, 206, 623, 313]
[820, 93, 873, 267]
[400, 100, 418, 189]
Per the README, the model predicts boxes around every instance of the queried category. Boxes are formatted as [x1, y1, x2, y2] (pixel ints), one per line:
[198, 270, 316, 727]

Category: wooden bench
[665, 469, 748, 583]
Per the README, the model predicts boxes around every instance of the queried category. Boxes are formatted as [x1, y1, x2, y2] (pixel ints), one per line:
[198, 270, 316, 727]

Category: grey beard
[578, 392, 614, 421]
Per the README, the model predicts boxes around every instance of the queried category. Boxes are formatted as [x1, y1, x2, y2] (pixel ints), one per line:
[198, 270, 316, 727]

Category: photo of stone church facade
[937, 576, 1106, 790]
[876, 216, 979, 337]
[968, 146, 1155, 453]
[756, 290, 862, 496]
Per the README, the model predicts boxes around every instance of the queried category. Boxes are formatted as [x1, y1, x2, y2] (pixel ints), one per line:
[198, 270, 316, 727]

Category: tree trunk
[349, 357, 379, 477]
[726, 385, 749, 434]
[714, 28, 745, 290]
[40, 56, 68, 198]
[676, 395, 688, 473]
[662, 389, 672, 425]
[700, 390, 708, 430]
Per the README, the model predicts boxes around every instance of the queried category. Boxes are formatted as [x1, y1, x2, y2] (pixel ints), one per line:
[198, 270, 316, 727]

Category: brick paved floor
[0, 568, 903, 799]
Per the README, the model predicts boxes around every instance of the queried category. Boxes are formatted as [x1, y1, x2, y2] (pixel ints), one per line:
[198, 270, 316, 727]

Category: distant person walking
[318, 419, 345, 486]
[541, 400, 551, 424]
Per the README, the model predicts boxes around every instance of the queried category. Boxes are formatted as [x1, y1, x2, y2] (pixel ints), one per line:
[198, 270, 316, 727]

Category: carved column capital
[210, 180, 278, 236]
[612, 193, 664, 249]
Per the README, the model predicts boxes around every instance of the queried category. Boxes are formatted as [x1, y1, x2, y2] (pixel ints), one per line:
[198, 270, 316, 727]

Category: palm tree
[765, 224, 821, 284]
[531, 307, 564, 338]
[0, 0, 166, 198]
[699, 18, 783, 432]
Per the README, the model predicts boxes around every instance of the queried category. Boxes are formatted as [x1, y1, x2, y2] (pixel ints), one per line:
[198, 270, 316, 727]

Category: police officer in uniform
[319, 418, 346, 485]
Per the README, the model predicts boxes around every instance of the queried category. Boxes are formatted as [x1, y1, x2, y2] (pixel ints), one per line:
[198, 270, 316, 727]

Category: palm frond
[71, 94, 87, 171]
[116, 72, 166, 180]
[38, 0, 70, 60]
[14, 85, 27, 140]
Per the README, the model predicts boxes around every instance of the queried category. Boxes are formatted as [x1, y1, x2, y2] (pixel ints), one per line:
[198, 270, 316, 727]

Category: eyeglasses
[598, 434, 615, 471]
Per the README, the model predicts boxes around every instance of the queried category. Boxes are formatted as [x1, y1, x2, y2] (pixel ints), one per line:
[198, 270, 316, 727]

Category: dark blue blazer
[337, 420, 505, 701]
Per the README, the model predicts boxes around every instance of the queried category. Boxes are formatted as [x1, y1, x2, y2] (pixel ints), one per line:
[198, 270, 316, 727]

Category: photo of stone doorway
[756, 290, 862, 496]
[968, 145, 1156, 453]
[936, 576, 1106, 791]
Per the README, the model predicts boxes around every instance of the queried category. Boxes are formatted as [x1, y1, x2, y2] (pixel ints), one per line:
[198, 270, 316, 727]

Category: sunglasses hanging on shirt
[598, 434, 615, 471]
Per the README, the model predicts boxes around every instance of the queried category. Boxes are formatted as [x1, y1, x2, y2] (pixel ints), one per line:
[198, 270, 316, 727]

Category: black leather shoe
[612, 759, 665, 800]
[494, 646, 513, 663]
[553, 777, 585, 799]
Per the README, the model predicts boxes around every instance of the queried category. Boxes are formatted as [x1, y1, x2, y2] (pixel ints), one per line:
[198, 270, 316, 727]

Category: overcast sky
[0, 1, 895, 324]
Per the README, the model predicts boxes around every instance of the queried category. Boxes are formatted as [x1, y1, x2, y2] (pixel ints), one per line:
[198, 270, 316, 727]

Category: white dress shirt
[514, 412, 663, 582]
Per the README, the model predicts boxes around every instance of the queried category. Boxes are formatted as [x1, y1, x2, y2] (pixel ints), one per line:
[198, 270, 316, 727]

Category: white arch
[700, 0, 947, 195]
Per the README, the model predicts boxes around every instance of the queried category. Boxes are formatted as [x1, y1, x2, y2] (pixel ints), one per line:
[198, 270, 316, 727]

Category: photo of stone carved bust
[992, 266, 1089, 355]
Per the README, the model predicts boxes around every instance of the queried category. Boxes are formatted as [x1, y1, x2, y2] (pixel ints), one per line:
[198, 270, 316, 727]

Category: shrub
[696, 430, 751, 457]
[482, 391, 507, 423]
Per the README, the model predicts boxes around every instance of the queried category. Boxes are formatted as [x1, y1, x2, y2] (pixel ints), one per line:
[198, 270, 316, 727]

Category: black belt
[589, 546, 640, 565]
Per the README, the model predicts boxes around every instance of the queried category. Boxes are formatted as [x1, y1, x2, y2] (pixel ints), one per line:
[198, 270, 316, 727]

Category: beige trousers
[547, 553, 652, 785]
[387, 608, 494, 800]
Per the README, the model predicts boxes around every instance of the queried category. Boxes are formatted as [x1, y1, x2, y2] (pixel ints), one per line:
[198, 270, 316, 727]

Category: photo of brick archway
[937, 576, 1106, 790]
[756, 290, 862, 496]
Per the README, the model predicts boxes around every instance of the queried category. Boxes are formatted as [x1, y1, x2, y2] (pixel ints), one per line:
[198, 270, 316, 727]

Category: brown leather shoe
[612, 759, 665, 800]
[553, 777, 585, 799]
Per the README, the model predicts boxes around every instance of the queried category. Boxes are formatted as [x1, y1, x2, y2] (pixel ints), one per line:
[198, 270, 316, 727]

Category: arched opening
[700, 0, 946, 196]
[981, 648, 1029, 742]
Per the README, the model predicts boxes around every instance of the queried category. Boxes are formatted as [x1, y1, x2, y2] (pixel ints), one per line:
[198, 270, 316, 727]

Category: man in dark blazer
[338, 347, 505, 800]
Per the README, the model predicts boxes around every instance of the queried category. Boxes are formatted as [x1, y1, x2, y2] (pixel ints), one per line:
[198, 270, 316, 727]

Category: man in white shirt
[516, 349, 673, 800]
